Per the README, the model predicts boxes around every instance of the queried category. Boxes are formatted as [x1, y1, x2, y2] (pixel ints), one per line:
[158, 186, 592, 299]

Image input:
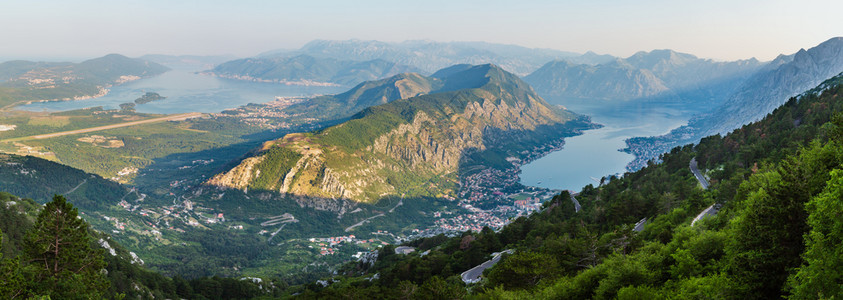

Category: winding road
[689, 157, 720, 226]
[633, 217, 647, 232]
[570, 192, 581, 213]
[689, 158, 710, 189]
[345, 195, 404, 232]
[460, 249, 514, 284]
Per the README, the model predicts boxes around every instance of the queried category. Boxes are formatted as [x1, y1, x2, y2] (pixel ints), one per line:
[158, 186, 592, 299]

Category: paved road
[388, 194, 404, 213]
[633, 217, 647, 232]
[344, 213, 384, 232]
[1, 112, 203, 142]
[394, 246, 416, 255]
[689, 157, 721, 226]
[461, 249, 514, 284]
[570, 193, 581, 213]
[689, 158, 710, 189]
[691, 204, 720, 226]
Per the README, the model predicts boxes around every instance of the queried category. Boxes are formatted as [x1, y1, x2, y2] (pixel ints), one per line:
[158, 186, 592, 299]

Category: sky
[2, 0, 842, 62]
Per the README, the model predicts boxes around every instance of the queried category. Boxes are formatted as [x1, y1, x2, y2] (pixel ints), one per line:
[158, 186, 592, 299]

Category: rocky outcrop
[206, 156, 264, 189]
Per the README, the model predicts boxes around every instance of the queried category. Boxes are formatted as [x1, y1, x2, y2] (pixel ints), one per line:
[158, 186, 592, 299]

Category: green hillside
[288, 73, 843, 298]
[208, 64, 595, 203]
[0, 192, 279, 299]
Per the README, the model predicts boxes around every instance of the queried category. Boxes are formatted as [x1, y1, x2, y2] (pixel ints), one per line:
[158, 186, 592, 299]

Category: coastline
[0, 76, 147, 112]
[199, 71, 342, 87]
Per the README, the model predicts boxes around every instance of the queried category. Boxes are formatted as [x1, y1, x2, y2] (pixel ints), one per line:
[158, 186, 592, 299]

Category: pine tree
[788, 169, 843, 299]
[0, 228, 27, 299]
[23, 195, 109, 299]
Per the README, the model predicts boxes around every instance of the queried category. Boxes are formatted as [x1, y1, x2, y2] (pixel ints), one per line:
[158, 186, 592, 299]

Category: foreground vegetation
[2, 65, 842, 298]
[0, 193, 283, 299]
[288, 75, 843, 298]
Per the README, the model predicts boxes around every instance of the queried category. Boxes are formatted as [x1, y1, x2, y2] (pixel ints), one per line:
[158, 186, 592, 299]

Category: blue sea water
[18, 67, 345, 114]
[519, 99, 693, 192]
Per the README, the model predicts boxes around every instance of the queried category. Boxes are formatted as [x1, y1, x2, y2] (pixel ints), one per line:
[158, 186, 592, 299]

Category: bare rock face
[371, 111, 479, 172]
[206, 156, 264, 189]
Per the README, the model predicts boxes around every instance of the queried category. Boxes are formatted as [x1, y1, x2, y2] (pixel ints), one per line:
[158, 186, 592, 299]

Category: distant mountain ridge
[524, 49, 762, 103]
[210, 39, 619, 89]
[625, 37, 843, 169]
[207, 64, 594, 203]
[139, 54, 238, 69]
[0, 54, 169, 108]
[204, 54, 419, 86]
[258, 39, 620, 75]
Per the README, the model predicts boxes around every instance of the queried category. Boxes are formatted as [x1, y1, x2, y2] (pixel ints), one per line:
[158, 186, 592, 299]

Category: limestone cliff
[207, 64, 593, 203]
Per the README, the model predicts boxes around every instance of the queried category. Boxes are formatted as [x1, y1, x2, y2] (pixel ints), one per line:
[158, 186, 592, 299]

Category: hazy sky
[2, 0, 842, 62]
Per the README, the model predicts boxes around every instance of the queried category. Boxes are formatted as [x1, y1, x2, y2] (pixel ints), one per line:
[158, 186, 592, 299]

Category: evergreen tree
[788, 169, 843, 299]
[23, 195, 109, 299]
[0, 228, 27, 299]
[726, 158, 810, 298]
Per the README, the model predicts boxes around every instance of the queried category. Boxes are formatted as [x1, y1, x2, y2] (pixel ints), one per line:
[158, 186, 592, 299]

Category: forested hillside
[289, 72, 843, 299]
[0, 192, 280, 299]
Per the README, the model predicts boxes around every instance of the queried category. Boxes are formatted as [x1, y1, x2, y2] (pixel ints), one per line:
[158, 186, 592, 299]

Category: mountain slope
[204, 54, 419, 86]
[0, 54, 169, 108]
[283, 72, 443, 121]
[207, 64, 594, 203]
[524, 59, 671, 100]
[625, 37, 843, 169]
[524, 49, 762, 104]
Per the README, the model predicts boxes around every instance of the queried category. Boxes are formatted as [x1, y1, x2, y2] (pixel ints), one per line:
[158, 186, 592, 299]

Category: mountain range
[524, 49, 762, 105]
[2, 35, 843, 298]
[625, 37, 843, 169]
[205, 39, 619, 88]
[207, 64, 594, 203]
[259, 39, 611, 75]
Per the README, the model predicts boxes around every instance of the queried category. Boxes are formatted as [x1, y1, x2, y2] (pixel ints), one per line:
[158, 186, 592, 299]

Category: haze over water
[19, 67, 345, 114]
